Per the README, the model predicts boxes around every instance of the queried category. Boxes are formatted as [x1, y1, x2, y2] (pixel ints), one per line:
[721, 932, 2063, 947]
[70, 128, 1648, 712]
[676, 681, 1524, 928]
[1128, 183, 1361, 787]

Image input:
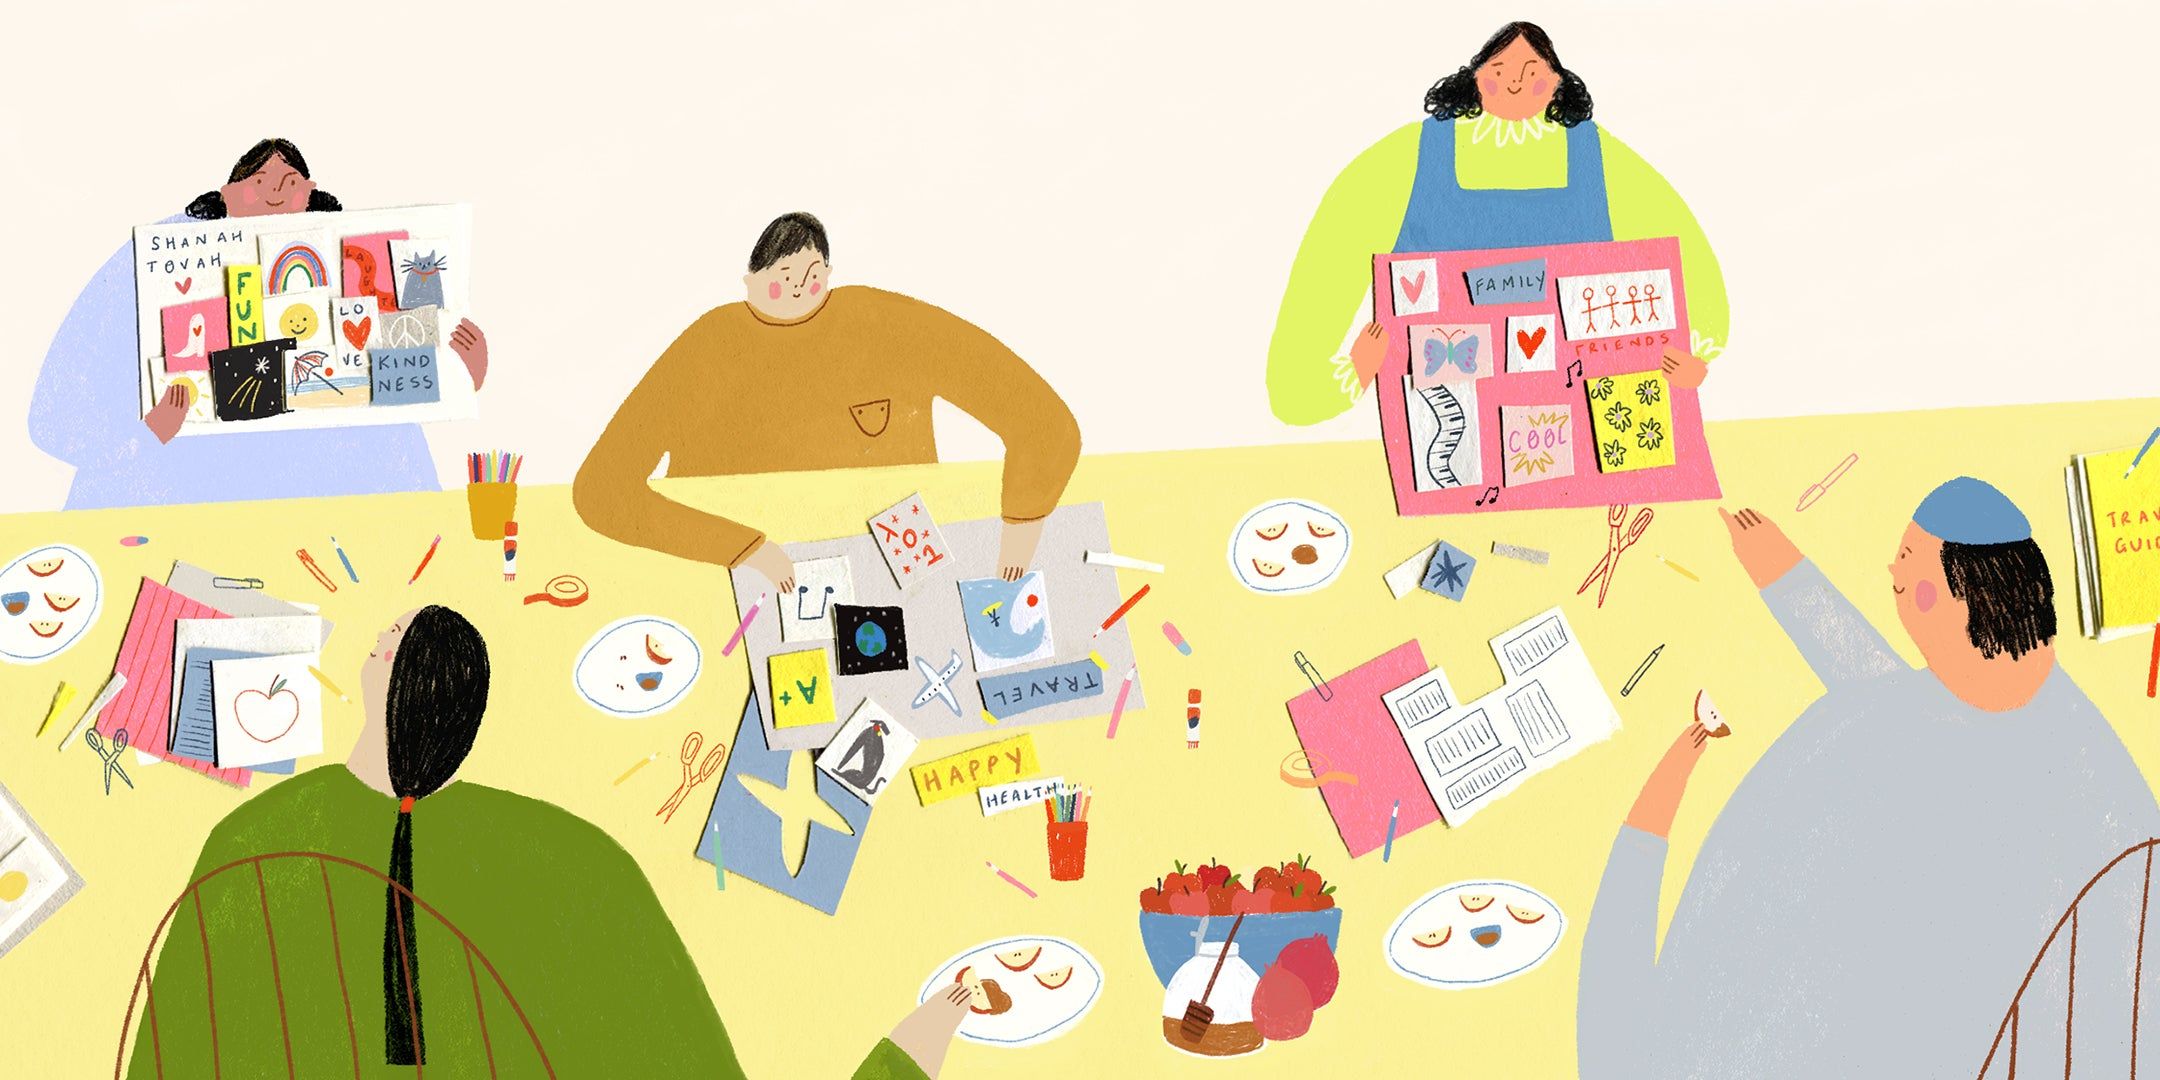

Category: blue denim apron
[1394, 116, 1613, 252]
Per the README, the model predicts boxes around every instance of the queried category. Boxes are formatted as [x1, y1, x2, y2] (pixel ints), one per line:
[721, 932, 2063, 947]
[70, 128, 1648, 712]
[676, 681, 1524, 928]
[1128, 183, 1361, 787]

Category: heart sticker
[341, 317, 372, 350]
[175, 277, 193, 294]
[1399, 271, 1428, 304]
[1515, 326, 1547, 360]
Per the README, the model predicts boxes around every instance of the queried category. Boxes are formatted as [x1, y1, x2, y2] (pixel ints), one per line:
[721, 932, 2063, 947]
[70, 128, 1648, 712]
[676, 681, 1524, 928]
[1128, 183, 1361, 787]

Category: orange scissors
[1578, 504, 1655, 608]
[657, 731, 726, 824]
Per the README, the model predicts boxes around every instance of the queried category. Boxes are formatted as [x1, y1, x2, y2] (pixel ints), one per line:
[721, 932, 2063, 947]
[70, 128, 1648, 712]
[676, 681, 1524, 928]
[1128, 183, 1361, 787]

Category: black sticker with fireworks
[208, 338, 294, 421]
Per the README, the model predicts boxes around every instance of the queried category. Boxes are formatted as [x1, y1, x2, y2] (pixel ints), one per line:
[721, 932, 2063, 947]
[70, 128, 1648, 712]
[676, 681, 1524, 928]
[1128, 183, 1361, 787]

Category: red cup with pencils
[1045, 788, 1092, 881]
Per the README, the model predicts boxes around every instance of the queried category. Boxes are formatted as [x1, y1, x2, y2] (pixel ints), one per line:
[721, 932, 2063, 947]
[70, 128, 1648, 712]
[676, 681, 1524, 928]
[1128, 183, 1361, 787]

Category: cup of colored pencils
[1045, 788, 1091, 881]
[465, 450, 524, 541]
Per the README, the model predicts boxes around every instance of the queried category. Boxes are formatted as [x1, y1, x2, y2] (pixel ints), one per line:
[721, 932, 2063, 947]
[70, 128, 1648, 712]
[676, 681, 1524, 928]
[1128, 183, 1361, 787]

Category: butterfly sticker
[1411, 324, 1492, 388]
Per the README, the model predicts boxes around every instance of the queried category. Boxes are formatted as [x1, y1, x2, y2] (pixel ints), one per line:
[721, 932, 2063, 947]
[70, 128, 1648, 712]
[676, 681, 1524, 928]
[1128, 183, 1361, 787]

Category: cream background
[2, 0, 2153, 512]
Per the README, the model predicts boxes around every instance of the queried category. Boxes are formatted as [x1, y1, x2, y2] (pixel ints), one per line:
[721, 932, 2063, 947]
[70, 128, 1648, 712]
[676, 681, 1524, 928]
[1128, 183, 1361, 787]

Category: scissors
[657, 731, 726, 824]
[85, 728, 135, 795]
[1577, 504, 1655, 608]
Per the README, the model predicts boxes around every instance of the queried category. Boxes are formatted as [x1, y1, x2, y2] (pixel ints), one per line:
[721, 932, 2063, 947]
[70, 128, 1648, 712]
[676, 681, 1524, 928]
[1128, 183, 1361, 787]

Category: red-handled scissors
[1578, 504, 1655, 608]
[657, 731, 725, 824]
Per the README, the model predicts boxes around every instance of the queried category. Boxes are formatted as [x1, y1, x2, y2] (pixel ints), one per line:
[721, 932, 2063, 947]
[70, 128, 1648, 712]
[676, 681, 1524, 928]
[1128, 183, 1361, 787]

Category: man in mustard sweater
[575, 213, 1082, 592]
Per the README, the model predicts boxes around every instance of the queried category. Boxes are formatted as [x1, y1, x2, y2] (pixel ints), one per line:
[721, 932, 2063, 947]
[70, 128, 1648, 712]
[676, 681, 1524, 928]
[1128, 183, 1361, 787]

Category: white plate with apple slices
[571, 615, 702, 717]
[918, 935, 1102, 1047]
[1383, 879, 1567, 989]
[0, 544, 102, 665]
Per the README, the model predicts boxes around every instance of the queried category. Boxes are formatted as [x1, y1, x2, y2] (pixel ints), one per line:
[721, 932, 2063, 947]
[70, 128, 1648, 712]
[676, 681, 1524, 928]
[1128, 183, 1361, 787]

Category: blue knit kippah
[1913, 476, 2030, 544]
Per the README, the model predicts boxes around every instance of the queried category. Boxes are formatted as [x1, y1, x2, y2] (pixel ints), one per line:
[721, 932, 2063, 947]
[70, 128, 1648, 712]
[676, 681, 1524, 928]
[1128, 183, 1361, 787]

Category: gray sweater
[1578, 559, 2160, 1078]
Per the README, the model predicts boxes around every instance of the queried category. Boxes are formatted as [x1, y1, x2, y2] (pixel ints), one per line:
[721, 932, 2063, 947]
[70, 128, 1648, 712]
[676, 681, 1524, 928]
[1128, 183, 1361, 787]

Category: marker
[722, 593, 765, 657]
[307, 665, 350, 704]
[60, 673, 126, 753]
[1083, 550, 1164, 573]
[119, 536, 150, 547]
[1382, 800, 1400, 862]
[330, 536, 359, 583]
[1621, 644, 1664, 697]
[1656, 555, 1700, 582]
[297, 549, 337, 593]
[501, 522, 519, 582]
[2147, 621, 2159, 699]
[1185, 689, 1202, 749]
[37, 682, 77, 738]
[985, 860, 1038, 899]
[1092, 584, 1151, 641]
[1294, 651, 1332, 702]
[2129, 427, 2160, 479]
[615, 751, 660, 786]
[1162, 621, 1192, 655]
[408, 534, 442, 585]
[1105, 665, 1137, 739]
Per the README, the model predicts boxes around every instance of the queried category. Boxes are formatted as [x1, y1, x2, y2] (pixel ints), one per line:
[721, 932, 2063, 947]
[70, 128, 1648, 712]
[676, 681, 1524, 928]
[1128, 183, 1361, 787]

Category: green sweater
[1266, 116, 1730, 425]
[126, 765, 924, 1079]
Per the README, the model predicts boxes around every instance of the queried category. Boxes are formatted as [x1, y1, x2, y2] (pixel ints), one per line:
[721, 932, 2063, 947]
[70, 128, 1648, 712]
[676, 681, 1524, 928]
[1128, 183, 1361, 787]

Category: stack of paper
[1387, 608, 1622, 826]
[95, 563, 331, 786]
[2064, 444, 2160, 640]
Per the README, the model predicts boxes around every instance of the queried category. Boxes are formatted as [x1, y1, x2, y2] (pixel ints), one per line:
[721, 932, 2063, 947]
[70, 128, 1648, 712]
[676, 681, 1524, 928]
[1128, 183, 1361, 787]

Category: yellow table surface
[4, 398, 2158, 1076]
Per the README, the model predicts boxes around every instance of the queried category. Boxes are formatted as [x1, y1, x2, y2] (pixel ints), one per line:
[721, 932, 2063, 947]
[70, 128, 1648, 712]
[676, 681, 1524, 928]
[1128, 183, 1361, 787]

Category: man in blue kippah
[1578, 477, 2160, 1078]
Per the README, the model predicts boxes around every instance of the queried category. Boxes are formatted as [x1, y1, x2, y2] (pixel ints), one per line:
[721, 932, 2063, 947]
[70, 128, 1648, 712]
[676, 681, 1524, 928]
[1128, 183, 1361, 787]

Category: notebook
[2064, 443, 2160, 640]
[1284, 641, 1445, 857]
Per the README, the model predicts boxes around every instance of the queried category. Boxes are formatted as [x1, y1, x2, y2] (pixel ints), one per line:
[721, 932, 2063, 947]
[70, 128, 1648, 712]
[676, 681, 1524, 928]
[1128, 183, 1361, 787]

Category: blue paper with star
[695, 695, 873, 915]
[1420, 540, 1477, 601]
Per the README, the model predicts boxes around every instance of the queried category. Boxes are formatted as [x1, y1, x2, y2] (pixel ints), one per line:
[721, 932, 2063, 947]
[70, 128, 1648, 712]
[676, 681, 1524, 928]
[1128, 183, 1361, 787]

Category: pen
[295, 549, 337, 592]
[722, 593, 766, 657]
[330, 536, 359, 583]
[1796, 453, 1860, 512]
[1383, 799, 1400, 862]
[408, 534, 442, 585]
[1622, 644, 1664, 697]
[2129, 428, 2160, 479]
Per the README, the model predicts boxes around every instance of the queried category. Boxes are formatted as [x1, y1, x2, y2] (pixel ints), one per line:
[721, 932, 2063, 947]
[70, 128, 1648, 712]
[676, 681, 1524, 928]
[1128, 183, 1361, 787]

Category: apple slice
[994, 945, 1042, 972]
[645, 633, 674, 665]
[1251, 558, 1285, 579]
[1459, 893, 1495, 913]
[43, 593, 79, 613]
[1032, 965, 1073, 990]
[1506, 904, 1546, 925]
[1411, 926, 1452, 949]
[29, 620, 64, 639]
[952, 967, 1012, 1015]
[26, 557, 64, 577]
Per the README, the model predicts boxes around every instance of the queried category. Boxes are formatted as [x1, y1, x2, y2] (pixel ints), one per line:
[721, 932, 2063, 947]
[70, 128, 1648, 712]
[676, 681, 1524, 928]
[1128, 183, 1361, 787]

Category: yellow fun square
[1586, 370, 1677, 473]
[768, 648, 837, 729]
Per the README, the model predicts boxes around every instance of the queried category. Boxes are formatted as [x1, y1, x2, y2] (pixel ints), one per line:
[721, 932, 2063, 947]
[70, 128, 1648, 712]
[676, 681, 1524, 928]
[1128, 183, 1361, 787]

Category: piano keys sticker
[1389, 257, 1441, 317]
[1402, 376, 1481, 491]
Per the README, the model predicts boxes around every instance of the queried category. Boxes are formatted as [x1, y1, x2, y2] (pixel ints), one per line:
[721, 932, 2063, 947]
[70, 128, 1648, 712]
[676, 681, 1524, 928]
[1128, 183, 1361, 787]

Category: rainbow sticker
[270, 243, 328, 292]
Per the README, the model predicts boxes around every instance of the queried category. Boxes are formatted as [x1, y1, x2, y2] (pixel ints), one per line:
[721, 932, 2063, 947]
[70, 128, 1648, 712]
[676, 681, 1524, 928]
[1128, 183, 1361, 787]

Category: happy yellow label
[909, 734, 1040, 806]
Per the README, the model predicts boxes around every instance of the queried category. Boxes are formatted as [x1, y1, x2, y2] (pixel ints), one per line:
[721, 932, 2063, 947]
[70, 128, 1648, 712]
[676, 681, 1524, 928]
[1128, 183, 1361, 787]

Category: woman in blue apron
[1266, 21, 1727, 425]
[25, 138, 494, 509]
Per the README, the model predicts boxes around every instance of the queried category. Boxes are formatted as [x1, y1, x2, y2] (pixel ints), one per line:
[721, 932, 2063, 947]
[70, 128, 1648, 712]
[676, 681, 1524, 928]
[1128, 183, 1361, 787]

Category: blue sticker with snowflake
[1419, 540, 1477, 601]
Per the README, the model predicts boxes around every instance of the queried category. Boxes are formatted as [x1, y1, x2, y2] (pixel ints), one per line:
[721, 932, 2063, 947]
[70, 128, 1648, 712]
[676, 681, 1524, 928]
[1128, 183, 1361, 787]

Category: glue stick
[1185, 689, 1202, 749]
[502, 521, 519, 582]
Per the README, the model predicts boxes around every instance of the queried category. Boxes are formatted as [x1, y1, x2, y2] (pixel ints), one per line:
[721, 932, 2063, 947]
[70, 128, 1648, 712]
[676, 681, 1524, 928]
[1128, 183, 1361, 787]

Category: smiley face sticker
[1227, 499, 1352, 595]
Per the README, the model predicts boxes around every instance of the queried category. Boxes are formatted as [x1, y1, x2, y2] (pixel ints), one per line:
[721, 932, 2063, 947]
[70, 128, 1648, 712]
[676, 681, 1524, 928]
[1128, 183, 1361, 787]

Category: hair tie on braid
[398, 796, 415, 814]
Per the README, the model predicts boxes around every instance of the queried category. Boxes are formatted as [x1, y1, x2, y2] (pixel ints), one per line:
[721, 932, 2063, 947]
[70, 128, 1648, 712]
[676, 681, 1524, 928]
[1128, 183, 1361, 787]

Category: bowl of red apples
[1136, 854, 1342, 986]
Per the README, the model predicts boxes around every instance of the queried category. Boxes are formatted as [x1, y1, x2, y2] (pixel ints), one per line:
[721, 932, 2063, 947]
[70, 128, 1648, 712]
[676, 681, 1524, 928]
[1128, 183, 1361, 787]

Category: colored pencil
[1622, 645, 1664, 697]
[1657, 555, 1700, 582]
[1092, 584, 1151, 640]
[408, 534, 442, 585]
[2128, 428, 2160, 479]
[1382, 799, 1400, 862]
[329, 537, 359, 583]
[985, 860, 1038, 899]
[37, 682, 76, 738]
[307, 666, 351, 704]
[2148, 622, 2159, 699]
[60, 673, 126, 753]
[616, 752, 660, 786]
[1105, 665, 1137, 738]
[721, 593, 765, 657]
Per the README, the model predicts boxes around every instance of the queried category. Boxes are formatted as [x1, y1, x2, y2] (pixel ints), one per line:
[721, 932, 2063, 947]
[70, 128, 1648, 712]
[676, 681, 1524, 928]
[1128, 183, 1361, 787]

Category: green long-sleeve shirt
[1266, 116, 1729, 426]
[125, 765, 924, 1079]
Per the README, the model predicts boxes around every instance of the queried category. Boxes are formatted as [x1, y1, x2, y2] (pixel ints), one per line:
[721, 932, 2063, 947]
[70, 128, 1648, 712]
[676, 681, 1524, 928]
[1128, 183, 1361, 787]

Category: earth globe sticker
[834, 604, 910, 675]
[855, 620, 889, 657]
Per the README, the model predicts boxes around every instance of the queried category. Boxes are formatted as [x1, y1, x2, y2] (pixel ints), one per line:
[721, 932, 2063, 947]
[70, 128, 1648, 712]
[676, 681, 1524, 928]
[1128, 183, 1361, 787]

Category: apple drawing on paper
[235, 674, 302, 743]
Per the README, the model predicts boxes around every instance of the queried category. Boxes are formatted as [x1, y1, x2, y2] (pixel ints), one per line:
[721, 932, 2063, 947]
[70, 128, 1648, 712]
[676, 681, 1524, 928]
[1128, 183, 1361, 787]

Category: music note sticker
[1474, 486, 1502, 507]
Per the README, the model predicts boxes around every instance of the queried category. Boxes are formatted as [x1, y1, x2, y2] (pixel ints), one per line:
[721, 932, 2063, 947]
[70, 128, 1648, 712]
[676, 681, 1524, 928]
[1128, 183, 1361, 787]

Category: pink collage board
[1372, 236, 1720, 516]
